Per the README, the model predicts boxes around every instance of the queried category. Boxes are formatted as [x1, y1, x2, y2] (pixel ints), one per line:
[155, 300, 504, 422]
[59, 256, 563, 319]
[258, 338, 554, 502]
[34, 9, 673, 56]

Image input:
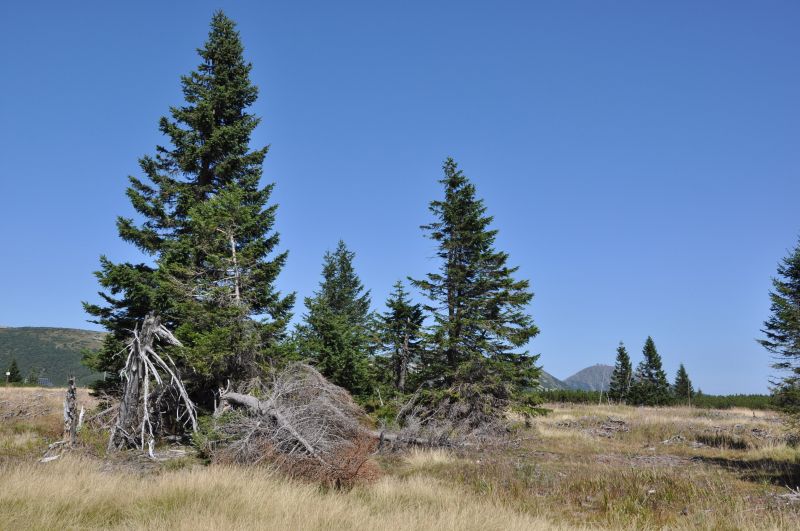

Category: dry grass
[2, 388, 800, 529]
[0, 456, 564, 530]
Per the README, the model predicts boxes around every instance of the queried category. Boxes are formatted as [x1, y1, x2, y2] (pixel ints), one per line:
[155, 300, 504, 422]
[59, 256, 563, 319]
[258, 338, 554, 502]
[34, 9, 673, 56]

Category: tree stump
[63, 377, 78, 446]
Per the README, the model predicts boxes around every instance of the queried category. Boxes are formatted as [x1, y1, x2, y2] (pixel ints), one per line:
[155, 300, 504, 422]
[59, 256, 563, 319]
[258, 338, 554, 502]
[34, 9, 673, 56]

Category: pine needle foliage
[298, 241, 373, 396]
[608, 342, 633, 403]
[83, 12, 294, 401]
[673, 363, 694, 404]
[760, 237, 800, 418]
[629, 336, 671, 406]
[411, 158, 540, 403]
[376, 281, 424, 392]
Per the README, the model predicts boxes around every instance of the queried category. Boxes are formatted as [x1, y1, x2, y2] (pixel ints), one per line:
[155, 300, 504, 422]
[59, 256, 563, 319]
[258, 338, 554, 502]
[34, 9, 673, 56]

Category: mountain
[0, 327, 105, 386]
[564, 364, 614, 392]
[538, 369, 571, 390]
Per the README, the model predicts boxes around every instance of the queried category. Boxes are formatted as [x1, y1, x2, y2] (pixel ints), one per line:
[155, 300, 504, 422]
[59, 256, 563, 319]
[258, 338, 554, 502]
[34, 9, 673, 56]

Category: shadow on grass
[694, 455, 800, 488]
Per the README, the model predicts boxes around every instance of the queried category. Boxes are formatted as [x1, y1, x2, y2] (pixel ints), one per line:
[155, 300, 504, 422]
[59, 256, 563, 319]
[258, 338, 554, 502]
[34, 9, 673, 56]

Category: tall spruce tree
[377, 281, 424, 392]
[411, 158, 540, 401]
[759, 237, 800, 417]
[673, 363, 694, 404]
[83, 12, 294, 399]
[298, 241, 373, 395]
[6, 359, 22, 383]
[608, 342, 633, 403]
[629, 336, 671, 406]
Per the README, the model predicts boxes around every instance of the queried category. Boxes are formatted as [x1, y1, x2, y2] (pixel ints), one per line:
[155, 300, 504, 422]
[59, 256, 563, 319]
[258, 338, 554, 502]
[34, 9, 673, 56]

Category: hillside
[0, 327, 104, 386]
[564, 364, 614, 391]
[0, 324, 603, 392]
[538, 369, 571, 390]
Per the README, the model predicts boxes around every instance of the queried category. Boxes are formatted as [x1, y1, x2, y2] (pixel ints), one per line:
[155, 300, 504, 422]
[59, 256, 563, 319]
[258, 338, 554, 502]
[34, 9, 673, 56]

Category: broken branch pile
[211, 363, 380, 485]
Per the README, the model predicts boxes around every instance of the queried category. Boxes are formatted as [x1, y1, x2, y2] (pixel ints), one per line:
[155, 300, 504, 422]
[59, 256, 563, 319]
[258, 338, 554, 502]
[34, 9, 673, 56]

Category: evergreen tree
[84, 12, 294, 400]
[377, 281, 424, 392]
[411, 158, 540, 401]
[608, 342, 632, 402]
[673, 363, 694, 404]
[759, 237, 800, 417]
[298, 241, 373, 395]
[629, 337, 671, 406]
[6, 359, 22, 383]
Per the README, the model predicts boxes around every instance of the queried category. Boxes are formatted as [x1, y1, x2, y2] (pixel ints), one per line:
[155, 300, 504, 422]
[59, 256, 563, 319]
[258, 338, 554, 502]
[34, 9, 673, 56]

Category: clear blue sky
[1, 1, 797, 394]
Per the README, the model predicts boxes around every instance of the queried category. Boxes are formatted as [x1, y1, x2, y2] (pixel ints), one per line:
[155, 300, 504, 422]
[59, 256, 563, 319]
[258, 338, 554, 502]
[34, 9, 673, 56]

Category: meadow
[2, 387, 800, 530]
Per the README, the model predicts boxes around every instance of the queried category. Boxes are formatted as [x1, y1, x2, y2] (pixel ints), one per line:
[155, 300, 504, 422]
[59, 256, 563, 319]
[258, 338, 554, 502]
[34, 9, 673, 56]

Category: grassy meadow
[2, 387, 800, 530]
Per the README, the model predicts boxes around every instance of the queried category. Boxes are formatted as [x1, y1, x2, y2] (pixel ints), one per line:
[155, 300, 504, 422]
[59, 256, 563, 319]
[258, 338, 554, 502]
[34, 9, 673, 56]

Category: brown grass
[2, 388, 800, 529]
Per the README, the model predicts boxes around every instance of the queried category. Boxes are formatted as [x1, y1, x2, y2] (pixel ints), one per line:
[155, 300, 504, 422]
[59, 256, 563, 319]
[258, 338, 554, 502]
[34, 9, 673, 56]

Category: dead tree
[63, 377, 78, 446]
[107, 312, 197, 455]
[212, 363, 446, 479]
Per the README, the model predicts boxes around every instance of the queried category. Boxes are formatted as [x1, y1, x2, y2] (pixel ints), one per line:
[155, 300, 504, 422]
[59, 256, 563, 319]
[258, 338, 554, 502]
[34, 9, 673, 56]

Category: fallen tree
[210, 363, 381, 485]
[207, 363, 520, 486]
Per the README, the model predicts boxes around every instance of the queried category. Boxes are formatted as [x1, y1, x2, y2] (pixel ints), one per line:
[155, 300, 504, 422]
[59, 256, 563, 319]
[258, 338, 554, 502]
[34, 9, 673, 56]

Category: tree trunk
[63, 377, 78, 446]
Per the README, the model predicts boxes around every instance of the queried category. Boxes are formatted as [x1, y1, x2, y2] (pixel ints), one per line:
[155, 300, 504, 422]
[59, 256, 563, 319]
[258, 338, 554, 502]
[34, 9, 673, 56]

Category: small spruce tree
[298, 241, 373, 395]
[673, 363, 694, 404]
[411, 158, 540, 402]
[6, 359, 22, 383]
[759, 237, 800, 419]
[608, 342, 633, 403]
[629, 336, 671, 406]
[377, 281, 424, 392]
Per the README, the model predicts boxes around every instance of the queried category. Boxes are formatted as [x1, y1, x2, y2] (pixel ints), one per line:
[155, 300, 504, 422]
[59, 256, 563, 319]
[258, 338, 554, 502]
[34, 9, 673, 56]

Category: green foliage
[0, 327, 103, 386]
[540, 388, 774, 410]
[539, 389, 604, 404]
[628, 337, 671, 406]
[83, 11, 294, 402]
[6, 358, 21, 383]
[672, 363, 694, 404]
[759, 237, 800, 419]
[692, 393, 774, 410]
[608, 342, 632, 402]
[297, 241, 373, 396]
[375, 280, 424, 392]
[191, 413, 233, 461]
[410, 158, 541, 402]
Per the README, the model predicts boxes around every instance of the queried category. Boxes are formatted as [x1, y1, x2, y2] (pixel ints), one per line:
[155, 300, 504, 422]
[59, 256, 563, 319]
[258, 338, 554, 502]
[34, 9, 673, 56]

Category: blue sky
[1, 1, 798, 393]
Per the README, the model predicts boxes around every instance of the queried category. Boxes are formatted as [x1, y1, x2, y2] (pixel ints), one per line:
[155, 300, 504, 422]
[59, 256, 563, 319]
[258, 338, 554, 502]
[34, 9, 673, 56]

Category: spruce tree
[411, 158, 540, 401]
[629, 336, 671, 406]
[6, 359, 22, 383]
[84, 12, 294, 399]
[298, 241, 373, 395]
[377, 281, 424, 392]
[759, 237, 800, 417]
[608, 342, 632, 403]
[673, 363, 694, 404]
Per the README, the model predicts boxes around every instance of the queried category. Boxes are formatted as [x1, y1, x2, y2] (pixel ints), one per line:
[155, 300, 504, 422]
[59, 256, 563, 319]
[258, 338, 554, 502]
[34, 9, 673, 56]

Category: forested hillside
[0, 327, 104, 386]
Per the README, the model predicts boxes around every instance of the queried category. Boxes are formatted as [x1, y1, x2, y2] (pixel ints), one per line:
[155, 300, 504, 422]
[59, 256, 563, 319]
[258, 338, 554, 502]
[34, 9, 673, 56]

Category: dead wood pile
[211, 363, 381, 485]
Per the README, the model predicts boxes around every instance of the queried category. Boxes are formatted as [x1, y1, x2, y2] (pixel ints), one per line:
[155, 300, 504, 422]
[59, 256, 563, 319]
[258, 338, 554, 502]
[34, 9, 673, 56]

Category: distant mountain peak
[564, 364, 614, 392]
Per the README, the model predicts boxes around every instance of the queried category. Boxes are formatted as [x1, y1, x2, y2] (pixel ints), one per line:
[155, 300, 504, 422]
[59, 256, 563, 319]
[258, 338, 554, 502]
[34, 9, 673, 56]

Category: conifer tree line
[608, 337, 694, 406]
[83, 12, 541, 411]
